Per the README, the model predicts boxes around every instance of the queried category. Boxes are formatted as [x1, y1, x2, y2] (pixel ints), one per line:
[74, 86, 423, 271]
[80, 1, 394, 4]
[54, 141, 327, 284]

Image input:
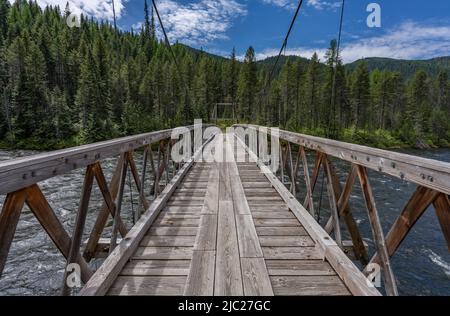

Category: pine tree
[237, 46, 257, 122]
[350, 62, 371, 130]
[304, 53, 320, 129]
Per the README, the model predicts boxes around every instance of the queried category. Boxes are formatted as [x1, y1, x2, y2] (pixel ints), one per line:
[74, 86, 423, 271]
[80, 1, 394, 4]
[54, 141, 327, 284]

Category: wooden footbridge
[0, 124, 449, 296]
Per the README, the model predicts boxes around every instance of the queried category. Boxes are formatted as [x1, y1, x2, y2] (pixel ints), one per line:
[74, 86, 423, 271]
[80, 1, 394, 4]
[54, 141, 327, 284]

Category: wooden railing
[234, 124, 450, 296]
[0, 125, 210, 295]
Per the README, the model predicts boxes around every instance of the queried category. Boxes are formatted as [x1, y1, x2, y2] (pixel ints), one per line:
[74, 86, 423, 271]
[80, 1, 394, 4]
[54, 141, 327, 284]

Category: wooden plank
[236, 215, 263, 258]
[194, 215, 218, 251]
[262, 246, 323, 260]
[0, 189, 27, 277]
[254, 218, 301, 227]
[259, 236, 315, 247]
[147, 227, 198, 236]
[251, 211, 296, 219]
[121, 260, 190, 276]
[256, 226, 308, 236]
[266, 260, 336, 276]
[201, 164, 219, 215]
[323, 157, 342, 247]
[153, 216, 200, 227]
[108, 276, 186, 296]
[79, 137, 212, 296]
[241, 258, 274, 296]
[184, 251, 216, 296]
[133, 247, 193, 260]
[433, 193, 450, 251]
[215, 200, 243, 296]
[356, 165, 398, 296]
[140, 236, 196, 247]
[270, 276, 351, 296]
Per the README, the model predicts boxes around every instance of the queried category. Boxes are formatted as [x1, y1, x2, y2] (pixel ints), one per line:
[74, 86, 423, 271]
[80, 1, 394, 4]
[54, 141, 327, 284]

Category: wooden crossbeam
[0, 189, 27, 277]
[303, 152, 323, 211]
[356, 165, 398, 296]
[323, 157, 342, 247]
[367, 186, 440, 268]
[433, 193, 450, 251]
[83, 156, 127, 261]
[62, 164, 95, 295]
[324, 164, 368, 264]
[25, 184, 93, 283]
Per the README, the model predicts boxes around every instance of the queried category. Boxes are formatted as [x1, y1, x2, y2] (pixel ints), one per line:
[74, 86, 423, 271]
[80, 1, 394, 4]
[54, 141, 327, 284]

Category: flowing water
[0, 147, 449, 296]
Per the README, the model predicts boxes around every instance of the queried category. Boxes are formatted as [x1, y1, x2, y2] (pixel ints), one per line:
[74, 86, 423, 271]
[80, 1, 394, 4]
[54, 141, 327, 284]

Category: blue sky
[29, 0, 450, 63]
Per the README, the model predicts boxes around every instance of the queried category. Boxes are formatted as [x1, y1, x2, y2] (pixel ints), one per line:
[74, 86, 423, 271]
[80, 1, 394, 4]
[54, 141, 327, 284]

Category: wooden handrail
[0, 125, 211, 195]
[234, 124, 450, 195]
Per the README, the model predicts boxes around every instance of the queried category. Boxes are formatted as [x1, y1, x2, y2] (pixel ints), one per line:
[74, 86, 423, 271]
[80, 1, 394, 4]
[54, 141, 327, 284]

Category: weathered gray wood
[323, 157, 342, 247]
[259, 236, 315, 247]
[110, 155, 129, 253]
[108, 276, 186, 296]
[147, 227, 198, 236]
[241, 258, 274, 296]
[215, 200, 243, 296]
[356, 165, 398, 296]
[62, 165, 95, 295]
[270, 275, 351, 296]
[236, 215, 263, 258]
[262, 246, 323, 260]
[194, 215, 217, 251]
[184, 251, 216, 296]
[24, 184, 93, 283]
[133, 246, 193, 260]
[120, 260, 190, 276]
[140, 235, 196, 247]
[300, 146, 315, 217]
[433, 193, 450, 251]
[265, 260, 336, 276]
[256, 226, 308, 236]
[0, 189, 27, 277]
[303, 152, 323, 210]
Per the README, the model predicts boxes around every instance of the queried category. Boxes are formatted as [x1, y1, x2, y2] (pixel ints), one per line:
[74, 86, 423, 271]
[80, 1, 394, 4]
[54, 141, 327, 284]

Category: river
[0, 148, 449, 296]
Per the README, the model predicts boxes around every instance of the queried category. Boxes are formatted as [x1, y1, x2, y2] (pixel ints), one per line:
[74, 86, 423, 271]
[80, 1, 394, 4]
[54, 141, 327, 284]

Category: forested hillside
[0, 1, 449, 149]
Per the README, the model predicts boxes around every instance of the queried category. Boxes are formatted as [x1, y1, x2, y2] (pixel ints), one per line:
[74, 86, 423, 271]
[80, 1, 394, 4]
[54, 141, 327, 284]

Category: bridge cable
[151, 0, 191, 122]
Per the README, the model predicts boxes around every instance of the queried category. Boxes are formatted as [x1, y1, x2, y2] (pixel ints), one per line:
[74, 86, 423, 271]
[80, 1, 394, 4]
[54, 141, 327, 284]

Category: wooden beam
[127, 151, 150, 212]
[367, 186, 440, 267]
[324, 164, 368, 264]
[323, 157, 342, 247]
[109, 155, 128, 253]
[0, 189, 27, 277]
[62, 165, 95, 295]
[300, 147, 315, 217]
[303, 152, 323, 211]
[24, 184, 93, 283]
[433, 193, 450, 251]
[83, 155, 126, 261]
[356, 165, 398, 296]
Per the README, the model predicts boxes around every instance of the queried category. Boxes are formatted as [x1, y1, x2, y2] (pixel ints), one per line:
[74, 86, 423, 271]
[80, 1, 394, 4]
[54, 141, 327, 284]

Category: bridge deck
[107, 136, 352, 296]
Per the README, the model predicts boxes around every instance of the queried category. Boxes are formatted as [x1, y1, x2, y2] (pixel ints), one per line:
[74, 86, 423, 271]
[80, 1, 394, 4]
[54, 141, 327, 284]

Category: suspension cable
[265, 0, 305, 89]
[151, 0, 191, 116]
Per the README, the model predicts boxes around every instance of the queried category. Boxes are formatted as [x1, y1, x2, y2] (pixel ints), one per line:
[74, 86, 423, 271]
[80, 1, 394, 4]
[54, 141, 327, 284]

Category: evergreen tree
[237, 46, 257, 122]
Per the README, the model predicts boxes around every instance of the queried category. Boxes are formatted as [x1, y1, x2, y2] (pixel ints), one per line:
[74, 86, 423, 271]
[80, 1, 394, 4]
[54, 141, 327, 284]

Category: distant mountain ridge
[346, 56, 450, 78]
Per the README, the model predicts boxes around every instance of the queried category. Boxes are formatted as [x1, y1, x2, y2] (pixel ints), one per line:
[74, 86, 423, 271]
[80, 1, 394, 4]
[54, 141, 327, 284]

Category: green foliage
[0, 1, 448, 150]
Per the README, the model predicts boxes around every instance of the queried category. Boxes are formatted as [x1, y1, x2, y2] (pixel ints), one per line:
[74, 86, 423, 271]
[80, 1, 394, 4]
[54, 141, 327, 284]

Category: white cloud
[306, 0, 341, 11]
[10, 0, 127, 20]
[157, 0, 247, 45]
[262, 0, 340, 11]
[254, 21, 450, 63]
